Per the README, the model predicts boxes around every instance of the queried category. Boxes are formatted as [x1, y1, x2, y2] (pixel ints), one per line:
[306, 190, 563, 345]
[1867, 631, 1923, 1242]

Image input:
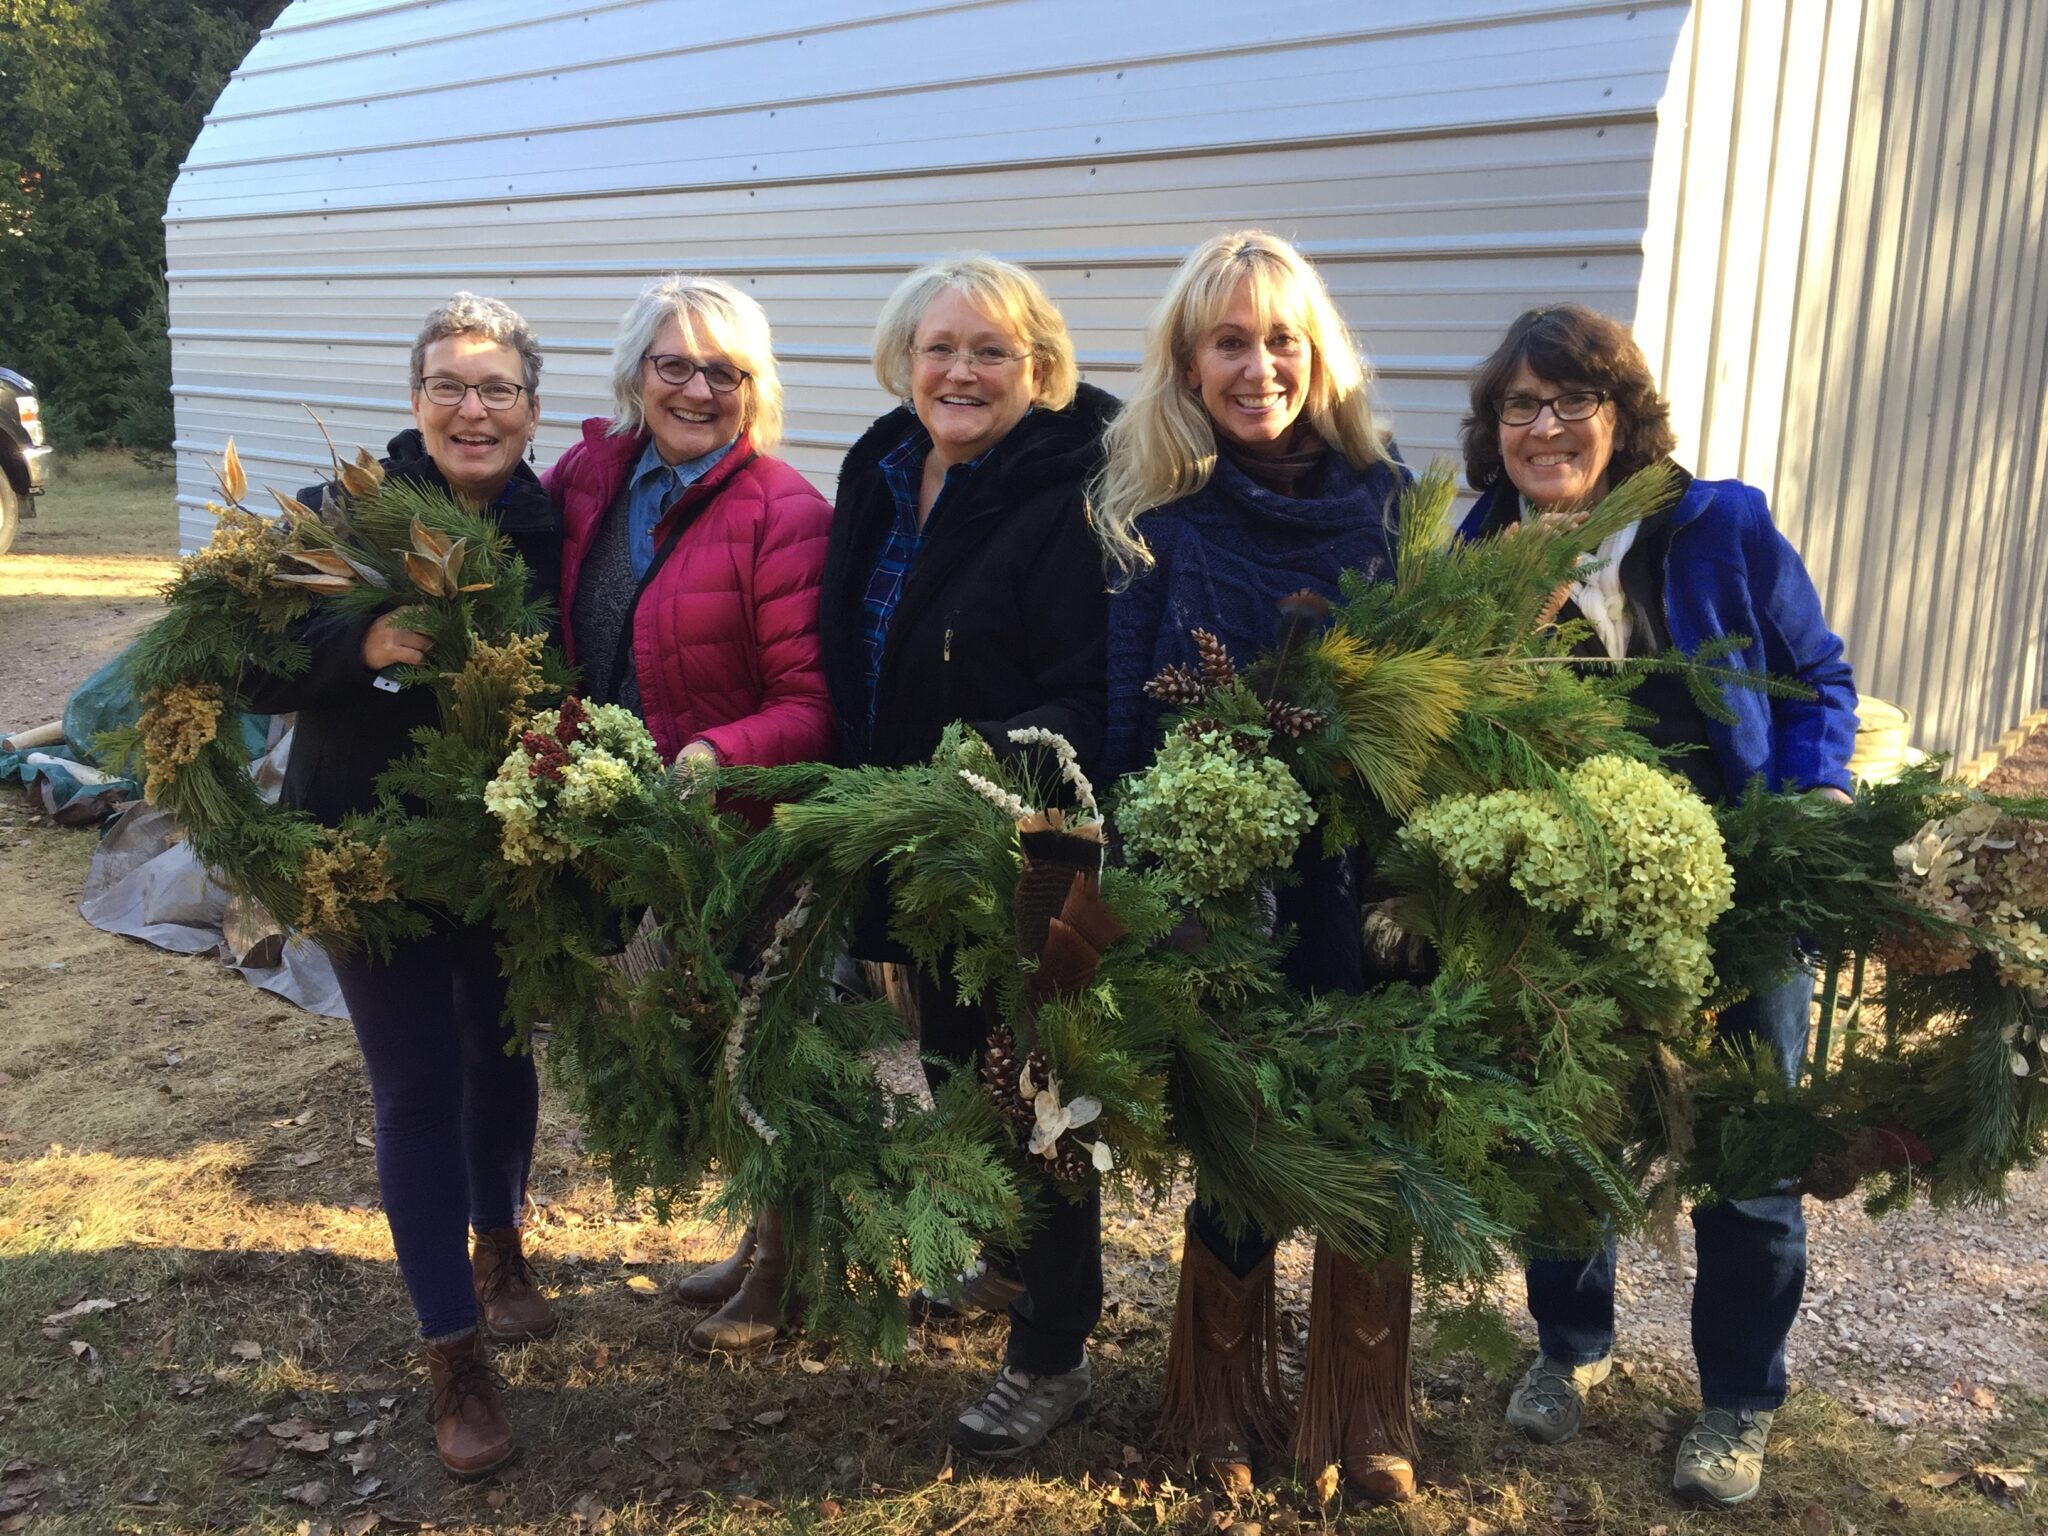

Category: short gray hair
[607, 274, 785, 451]
[409, 292, 543, 394]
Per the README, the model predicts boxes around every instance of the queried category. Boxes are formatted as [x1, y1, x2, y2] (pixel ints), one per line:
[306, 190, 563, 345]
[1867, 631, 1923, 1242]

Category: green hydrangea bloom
[1115, 728, 1315, 898]
[1401, 753, 1735, 1005]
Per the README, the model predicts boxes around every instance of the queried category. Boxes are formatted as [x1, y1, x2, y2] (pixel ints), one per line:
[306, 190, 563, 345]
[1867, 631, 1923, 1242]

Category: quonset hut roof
[169, 0, 2048, 766]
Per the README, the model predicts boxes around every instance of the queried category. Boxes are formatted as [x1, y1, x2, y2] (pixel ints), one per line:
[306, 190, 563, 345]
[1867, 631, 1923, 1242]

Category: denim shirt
[627, 433, 738, 580]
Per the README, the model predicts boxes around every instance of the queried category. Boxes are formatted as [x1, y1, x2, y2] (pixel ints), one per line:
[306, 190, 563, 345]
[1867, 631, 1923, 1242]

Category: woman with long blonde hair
[1095, 231, 1418, 1502]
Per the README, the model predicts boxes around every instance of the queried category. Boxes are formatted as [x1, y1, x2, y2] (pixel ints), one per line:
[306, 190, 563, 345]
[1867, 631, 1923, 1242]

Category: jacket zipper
[943, 627, 953, 662]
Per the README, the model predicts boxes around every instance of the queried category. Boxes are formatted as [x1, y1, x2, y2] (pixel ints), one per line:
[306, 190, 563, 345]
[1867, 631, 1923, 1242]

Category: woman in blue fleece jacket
[1095, 230, 1417, 1504]
[1457, 304, 1857, 1510]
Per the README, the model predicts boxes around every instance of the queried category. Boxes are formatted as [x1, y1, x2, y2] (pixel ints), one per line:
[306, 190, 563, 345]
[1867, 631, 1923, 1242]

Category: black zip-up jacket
[819, 383, 1117, 777]
[237, 429, 561, 826]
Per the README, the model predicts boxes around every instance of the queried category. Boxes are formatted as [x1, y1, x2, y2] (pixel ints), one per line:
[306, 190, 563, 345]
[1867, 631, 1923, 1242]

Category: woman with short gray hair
[238, 291, 563, 1481]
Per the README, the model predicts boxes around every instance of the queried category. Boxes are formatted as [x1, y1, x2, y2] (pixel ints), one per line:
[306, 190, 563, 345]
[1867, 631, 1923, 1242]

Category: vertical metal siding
[1644, 0, 2048, 766]
[167, 0, 1692, 546]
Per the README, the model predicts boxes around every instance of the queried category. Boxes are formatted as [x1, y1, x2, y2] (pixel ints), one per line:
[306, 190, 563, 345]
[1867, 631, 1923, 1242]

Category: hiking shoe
[1673, 1407, 1774, 1506]
[1505, 1354, 1612, 1445]
[949, 1357, 1091, 1458]
[909, 1254, 1025, 1323]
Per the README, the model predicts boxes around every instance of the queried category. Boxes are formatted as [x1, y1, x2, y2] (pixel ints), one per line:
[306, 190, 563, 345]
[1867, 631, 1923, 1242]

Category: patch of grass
[19, 448, 178, 557]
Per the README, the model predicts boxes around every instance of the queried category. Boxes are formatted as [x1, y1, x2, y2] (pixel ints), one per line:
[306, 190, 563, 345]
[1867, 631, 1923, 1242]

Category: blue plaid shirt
[860, 422, 987, 730]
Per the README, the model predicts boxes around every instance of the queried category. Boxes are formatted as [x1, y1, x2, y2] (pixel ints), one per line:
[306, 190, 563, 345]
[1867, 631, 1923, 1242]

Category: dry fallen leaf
[1315, 1462, 1341, 1506]
[229, 1340, 263, 1361]
[42, 1298, 116, 1326]
[289, 1432, 331, 1456]
[226, 1436, 279, 1479]
[1799, 1499, 1831, 1535]
[642, 1431, 675, 1466]
[267, 1417, 320, 1441]
[342, 1512, 380, 1536]
[282, 1478, 331, 1508]
[624, 1275, 660, 1296]
[293, 1151, 323, 1168]
[1920, 1470, 1967, 1489]
[799, 1358, 827, 1375]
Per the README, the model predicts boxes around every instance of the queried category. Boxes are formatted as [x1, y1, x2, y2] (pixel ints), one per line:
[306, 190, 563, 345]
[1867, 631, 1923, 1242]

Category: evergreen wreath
[104, 438, 566, 955]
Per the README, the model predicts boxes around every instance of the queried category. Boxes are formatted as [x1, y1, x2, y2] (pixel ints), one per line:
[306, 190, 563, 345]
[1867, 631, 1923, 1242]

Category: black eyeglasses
[418, 376, 528, 410]
[1495, 389, 1609, 426]
[642, 353, 750, 393]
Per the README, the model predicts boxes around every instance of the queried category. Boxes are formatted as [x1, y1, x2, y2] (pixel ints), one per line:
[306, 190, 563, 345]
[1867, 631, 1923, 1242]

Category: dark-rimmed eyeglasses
[1495, 389, 1609, 426]
[418, 376, 528, 410]
[642, 353, 749, 393]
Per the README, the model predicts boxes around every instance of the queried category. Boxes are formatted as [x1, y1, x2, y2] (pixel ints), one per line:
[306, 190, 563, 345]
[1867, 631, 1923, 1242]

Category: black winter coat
[237, 429, 561, 826]
[819, 384, 1117, 777]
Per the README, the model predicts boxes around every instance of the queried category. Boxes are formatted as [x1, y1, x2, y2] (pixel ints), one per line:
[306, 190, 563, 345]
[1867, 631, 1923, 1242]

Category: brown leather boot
[423, 1329, 515, 1479]
[671, 1222, 757, 1307]
[1157, 1212, 1293, 1496]
[1290, 1241, 1417, 1504]
[471, 1226, 558, 1343]
[686, 1205, 791, 1357]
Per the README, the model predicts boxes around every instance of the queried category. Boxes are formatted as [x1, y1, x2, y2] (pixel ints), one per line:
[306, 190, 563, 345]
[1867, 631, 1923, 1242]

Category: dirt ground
[3, 460, 2047, 1534]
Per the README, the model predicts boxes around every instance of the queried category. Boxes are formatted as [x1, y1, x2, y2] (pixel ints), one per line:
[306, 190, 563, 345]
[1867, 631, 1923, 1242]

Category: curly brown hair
[1459, 304, 1677, 492]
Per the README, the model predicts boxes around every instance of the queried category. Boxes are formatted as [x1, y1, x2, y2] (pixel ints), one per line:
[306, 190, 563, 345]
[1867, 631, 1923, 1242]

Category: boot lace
[431, 1347, 507, 1422]
[1678, 1408, 1762, 1475]
[476, 1236, 539, 1304]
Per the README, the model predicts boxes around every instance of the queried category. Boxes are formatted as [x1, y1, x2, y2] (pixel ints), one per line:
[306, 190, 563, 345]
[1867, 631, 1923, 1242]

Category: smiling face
[1497, 363, 1618, 510]
[641, 314, 749, 465]
[1184, 275, 1311, 458]
[909, 286, 1039, 467]
[410, 333, 538, 501]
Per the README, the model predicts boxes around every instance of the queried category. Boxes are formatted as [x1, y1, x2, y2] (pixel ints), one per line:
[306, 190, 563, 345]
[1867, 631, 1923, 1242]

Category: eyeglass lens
[423, 377, 525, 408]
[645, 354, 746, 392]
[1497, 391, 1604, 425]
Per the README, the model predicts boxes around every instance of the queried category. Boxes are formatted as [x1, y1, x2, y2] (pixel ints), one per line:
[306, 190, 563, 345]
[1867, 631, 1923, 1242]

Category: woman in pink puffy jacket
[547, 274, 832, 784]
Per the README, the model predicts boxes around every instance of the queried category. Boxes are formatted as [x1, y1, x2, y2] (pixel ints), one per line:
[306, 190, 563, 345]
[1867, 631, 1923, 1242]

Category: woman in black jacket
[692, 253, 1110, 1455]
[238, 293, 560, 1481]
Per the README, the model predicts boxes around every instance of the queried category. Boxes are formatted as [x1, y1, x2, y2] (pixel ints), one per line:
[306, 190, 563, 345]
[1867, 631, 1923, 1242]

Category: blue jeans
[328, 923, 539, 1339]
[1523, 968, 1812, 1412]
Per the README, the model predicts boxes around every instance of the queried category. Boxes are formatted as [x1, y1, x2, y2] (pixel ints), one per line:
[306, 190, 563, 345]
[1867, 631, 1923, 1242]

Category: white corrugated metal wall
[167, 0, 2048, 762]
[166, 0, 1689, 528]
[1635, 0, 2048, 766]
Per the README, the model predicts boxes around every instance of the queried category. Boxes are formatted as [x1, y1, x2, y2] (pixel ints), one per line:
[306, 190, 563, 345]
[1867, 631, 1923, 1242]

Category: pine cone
[980, 1022, 1017, 1101]
[1190, 628, 1237, 688]
[1052, 1141, 1091, 1185]
[1263, 698, 1328, 739]
[1143, 663, 1207, 707]
[1177, 715, 1223, 739]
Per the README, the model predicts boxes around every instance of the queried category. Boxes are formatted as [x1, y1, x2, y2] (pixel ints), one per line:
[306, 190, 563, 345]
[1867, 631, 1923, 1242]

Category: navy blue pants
[1523, 968, 1813, 1412]
[327, 923, 538, 1339]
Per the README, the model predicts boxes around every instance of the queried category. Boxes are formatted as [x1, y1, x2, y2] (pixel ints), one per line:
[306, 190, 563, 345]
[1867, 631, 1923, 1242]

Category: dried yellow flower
[137, 684, 224, 804]
[177, 505, 291, 598]
[297, 831, 398, 939]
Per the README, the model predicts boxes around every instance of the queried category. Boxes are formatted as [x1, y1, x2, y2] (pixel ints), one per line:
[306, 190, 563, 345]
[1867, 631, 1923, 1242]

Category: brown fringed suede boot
[1157, 1213, 1293, 1495]
[671, 1222, 757, 1307]
[423, 1329, 515, 1479]
[471, 1226, 558, 1343]
[686, 1205, 790, 1357]
[1290, 1241, 1417, 1504]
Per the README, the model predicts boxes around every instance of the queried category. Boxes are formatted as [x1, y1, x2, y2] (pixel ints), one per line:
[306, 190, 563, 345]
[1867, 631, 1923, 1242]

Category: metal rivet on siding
[1603, 87, 1613, 96]
[1115, 70, 1123, 78]
[1089, 168, 1096, 175]
[1580, 260, 1589, 269]
[1596, 128, 1605, 137]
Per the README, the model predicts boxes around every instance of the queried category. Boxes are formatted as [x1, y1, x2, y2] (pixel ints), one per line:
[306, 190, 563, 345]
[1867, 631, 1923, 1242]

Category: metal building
[167, 0, 2048, 764]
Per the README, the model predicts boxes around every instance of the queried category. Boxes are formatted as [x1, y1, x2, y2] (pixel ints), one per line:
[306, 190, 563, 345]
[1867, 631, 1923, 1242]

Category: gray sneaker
[1505, 1354, 1612, 1444]
[949, 1357, 1091, 1458]
[1673, 1407, 1774, 1506]
[909, 1254, 1025, 1323]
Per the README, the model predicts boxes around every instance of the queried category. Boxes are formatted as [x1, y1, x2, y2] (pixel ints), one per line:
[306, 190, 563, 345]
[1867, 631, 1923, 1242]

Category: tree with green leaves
[0, 0, 284, 447]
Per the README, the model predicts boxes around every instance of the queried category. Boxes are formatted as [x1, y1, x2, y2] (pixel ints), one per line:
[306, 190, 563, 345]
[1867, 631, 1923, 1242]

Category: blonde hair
[607, 274, 785, 452]
[1091, 230, 1390, 584]
[871, 253, 1078, 410]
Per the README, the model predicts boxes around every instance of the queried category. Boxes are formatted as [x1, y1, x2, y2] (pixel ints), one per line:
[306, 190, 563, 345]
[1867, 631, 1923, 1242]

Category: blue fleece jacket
[1104, 449, 1409, 783]
[1459, 473, 1859, 795]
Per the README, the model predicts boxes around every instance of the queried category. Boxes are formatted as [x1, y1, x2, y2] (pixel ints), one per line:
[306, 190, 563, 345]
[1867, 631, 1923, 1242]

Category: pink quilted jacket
[546, 419, 834, 772]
